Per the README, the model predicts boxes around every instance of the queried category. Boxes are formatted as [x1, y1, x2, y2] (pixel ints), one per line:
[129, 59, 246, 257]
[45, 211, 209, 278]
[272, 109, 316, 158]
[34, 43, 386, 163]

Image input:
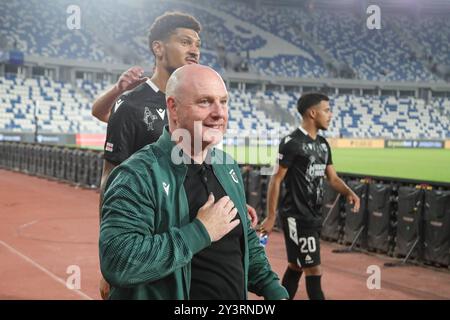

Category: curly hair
[148, 12, 201, 55]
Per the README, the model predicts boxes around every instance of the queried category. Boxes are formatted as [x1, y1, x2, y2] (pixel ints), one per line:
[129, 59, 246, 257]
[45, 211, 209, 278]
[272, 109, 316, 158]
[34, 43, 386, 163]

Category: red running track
[1, 169, 449, 300]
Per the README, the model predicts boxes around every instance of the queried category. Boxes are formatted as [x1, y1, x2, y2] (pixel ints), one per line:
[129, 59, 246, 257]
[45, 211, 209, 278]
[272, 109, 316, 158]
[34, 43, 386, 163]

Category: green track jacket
[100, 127, 288, 300]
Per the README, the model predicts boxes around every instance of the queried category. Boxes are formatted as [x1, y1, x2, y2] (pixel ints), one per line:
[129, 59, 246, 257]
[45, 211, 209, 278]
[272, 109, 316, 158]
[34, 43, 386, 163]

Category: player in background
[260, 93, 360, 300]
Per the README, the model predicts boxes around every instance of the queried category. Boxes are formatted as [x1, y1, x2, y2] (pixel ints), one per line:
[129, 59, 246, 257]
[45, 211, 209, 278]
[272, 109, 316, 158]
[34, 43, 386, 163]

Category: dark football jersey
[103, 79, 167, 165]
[278, 127, 333, 229]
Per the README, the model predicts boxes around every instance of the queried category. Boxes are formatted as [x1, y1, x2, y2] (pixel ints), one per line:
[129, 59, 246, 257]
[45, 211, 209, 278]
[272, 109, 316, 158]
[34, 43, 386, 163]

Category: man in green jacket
[99, 64, 288, 300]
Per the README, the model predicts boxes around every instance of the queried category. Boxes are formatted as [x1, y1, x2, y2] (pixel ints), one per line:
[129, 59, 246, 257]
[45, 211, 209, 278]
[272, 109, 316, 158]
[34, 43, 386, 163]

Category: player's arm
[260, 164, 288, 234]
[325, 164, 360, 212]
[92, 66, 147, 122]
[99, 160, 117, 222]
[98, 98, 137, 221]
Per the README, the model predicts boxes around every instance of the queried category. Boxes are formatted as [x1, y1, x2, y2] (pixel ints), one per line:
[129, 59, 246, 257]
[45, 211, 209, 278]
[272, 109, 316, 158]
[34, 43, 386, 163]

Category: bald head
[166, 64, 225, 101]
[165, 64, 229, 150]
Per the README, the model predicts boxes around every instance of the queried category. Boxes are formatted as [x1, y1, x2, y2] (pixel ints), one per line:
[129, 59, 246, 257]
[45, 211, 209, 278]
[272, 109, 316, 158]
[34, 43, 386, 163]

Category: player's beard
[317, 122, 328, 131]
[163, 51, 180, 75]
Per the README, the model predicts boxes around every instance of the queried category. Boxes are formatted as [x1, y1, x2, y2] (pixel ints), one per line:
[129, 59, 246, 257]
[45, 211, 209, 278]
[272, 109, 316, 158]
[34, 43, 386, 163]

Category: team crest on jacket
[229, 169, 239, 183]
[143, 107, 158, 131]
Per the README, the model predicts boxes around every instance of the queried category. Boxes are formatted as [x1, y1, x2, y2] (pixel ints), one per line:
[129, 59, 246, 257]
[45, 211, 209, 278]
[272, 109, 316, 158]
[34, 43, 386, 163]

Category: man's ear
[167, 97, 178, 123]
[152, 41, 164, 59]
[308, 108, 316, 120]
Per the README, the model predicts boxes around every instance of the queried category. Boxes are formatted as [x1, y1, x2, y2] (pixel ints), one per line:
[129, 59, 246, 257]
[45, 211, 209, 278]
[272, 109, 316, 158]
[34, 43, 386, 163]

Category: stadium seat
[3, 0, 447, 80]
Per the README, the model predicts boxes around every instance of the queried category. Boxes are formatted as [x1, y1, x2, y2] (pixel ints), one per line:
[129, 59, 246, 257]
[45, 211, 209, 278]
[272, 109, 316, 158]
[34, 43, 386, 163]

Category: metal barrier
[423, 189, 450, 266]
[64, 148, 76, 183]
[54, 147, 63, 180]
[36, 144, 46, 177]
[321, 181, 342, 241]
[88, 151, 103, 189]
[366, 183, 396, 254]
[76, 149, 89, 187]
[18, 143, 28, 172]
[394, 186, 423, 260]
[29, 144, 40, 175]
[342, 180, 369, 248]
[242, 166, 264, 221]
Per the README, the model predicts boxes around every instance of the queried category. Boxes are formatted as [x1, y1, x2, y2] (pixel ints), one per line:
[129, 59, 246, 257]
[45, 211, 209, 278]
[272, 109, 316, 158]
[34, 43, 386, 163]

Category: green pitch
[71, 144, 450, 183]
[223, 146, 450, 183]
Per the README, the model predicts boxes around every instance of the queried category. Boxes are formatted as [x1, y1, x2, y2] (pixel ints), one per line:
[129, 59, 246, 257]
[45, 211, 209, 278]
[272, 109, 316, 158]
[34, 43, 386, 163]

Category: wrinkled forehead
[179, 71, 227, 99]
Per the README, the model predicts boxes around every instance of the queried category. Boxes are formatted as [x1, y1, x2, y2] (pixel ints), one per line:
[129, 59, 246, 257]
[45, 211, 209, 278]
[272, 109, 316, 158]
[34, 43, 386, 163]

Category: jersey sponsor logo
[229, 169, 239, 183]
[305, 254, 313, 264]
[320, 143, 328, 153]
[162, 182, 170, 196]
[105, 142, 113, 152]
[156, 108, 166, 120]
[143, 107, 158, 131]
[114, 99, 124, 113]
[307, 163, 326, 178]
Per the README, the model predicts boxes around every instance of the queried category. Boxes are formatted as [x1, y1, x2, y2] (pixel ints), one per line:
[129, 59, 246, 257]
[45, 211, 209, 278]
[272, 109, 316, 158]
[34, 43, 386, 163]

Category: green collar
[154, 126, 177, 155]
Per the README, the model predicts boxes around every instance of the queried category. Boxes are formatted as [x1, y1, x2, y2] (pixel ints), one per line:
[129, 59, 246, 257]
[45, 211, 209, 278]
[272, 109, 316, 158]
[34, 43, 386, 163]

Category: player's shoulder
[111, 82, 165, 118]
[278, 131, 301, 157]
[316, 134, 332, 155]
[317, 134, 330, 146]
[120, 81, 165, 108]
[281, 129, 303, 146]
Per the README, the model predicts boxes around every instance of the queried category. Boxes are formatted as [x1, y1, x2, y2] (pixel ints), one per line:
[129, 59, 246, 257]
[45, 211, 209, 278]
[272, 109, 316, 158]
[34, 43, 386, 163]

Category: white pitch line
[18, 219, 39, 230]
[0, 240, 94, 300]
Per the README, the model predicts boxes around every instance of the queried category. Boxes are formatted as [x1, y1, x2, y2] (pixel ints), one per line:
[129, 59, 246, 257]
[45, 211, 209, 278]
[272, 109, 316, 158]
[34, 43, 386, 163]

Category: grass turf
[71, 144, 450, 183]
[223, 146, 450, 183]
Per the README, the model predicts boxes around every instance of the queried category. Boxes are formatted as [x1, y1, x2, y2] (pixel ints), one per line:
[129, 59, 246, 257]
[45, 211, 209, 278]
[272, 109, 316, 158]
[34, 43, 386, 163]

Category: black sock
[282, 267, 303, 300]
[305, 275, 325, 300]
